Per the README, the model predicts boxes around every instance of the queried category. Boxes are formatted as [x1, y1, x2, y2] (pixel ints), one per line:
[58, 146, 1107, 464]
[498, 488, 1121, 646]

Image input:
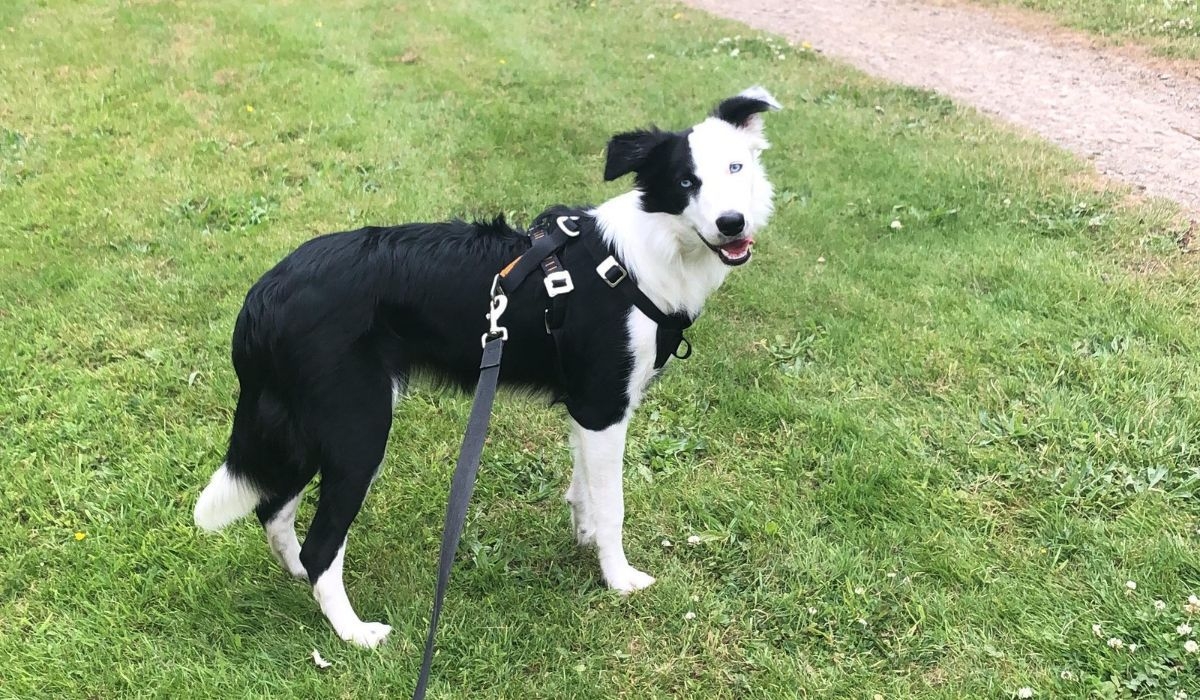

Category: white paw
[267, 543, 307, 580]
[277, 557, 308, 580]
[604, 565, 656, 594]
[340, 621, 392, 649]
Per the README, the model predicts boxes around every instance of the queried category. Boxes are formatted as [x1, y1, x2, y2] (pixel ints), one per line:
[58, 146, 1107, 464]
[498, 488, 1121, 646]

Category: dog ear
[712, 86, 782, 138]
[603, 128, 672, 181]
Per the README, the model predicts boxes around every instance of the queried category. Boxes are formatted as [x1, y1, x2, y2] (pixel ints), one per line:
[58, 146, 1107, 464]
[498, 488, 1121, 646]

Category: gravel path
[685, 0, 1200, 215]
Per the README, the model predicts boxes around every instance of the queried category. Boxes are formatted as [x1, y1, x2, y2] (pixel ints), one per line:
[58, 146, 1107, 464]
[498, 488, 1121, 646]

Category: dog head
[603, 86, 780, 266]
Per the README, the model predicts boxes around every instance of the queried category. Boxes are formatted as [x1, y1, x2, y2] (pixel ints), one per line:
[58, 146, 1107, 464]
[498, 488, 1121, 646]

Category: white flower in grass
[1175, 690, 1189, 700]
[1059, 670, 1074, 680]
[1128, 643, 1138, 652]
[1186, 640, 1199, 654]
[1178, 623, 1193, 636]
[1155, 599, 1167, 611]
[686, 535, 700, 545]
[1189, 594, 1199, 606]
[1092, 623, 1103, 637]
[854, 586, 865, 595]
[1107, 637, 1124, 649]
[683, 611, 695, 620]
[889, 219, 903, 230]
[1017, 688, 1034, 699]
[729, 48, 740, 57]
[807, 607, 817, 615]
[1125, 580, 1137, 592]
[661, 539, 672, 547]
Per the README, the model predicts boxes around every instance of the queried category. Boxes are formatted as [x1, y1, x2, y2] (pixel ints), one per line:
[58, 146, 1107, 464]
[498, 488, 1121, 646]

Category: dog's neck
[590, 191, 730, 318]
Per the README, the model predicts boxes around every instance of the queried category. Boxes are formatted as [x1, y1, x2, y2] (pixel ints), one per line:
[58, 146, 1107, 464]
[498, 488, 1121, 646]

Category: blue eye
[729, 162, 743, 173]
[679, 178, 694, 189]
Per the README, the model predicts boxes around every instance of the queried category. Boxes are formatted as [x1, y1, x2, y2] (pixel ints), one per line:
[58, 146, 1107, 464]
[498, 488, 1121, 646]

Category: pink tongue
[720, 239, 752, 256]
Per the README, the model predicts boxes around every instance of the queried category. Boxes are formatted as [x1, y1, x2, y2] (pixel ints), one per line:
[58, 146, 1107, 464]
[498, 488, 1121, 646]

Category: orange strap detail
[499, 256, 521, 278]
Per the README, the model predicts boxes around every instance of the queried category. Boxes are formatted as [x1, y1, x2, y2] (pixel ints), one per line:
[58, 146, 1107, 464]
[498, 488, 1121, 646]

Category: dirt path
[684, 0, 1200, 216]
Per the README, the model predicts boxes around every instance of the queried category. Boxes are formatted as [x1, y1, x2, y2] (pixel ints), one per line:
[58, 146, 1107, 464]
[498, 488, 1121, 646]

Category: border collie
[194, 87, 781, 648]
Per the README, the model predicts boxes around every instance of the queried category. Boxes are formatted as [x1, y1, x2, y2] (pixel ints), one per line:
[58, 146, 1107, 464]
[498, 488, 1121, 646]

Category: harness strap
[534, 222, 574, 332]
[413, 336, 505, 700]
[497, 216, 579, 296]
[577, 231, 694, 369]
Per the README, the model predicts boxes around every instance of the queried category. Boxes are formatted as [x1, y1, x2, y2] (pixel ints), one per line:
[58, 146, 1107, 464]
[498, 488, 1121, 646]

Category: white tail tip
[194, 464, 260, 531]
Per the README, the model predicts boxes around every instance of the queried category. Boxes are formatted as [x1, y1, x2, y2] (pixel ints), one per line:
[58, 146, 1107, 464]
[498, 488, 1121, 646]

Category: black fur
[225, 207, 643, 584]
[712, 95, 775, 129]
[603, 128, 697, 215]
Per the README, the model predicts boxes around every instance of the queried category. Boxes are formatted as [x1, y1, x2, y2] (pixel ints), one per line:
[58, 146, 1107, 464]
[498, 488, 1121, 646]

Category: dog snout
[715, 212, 745, 237]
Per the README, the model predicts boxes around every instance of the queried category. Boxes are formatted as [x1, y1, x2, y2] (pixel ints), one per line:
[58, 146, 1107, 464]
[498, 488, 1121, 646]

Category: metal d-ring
[555, 215, 581, 237]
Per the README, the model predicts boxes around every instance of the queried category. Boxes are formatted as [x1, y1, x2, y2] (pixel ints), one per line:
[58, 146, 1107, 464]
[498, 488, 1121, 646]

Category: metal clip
[544, 270, 574, 297]
[483, 274, 509, 346]
[555, 216, 581, 237]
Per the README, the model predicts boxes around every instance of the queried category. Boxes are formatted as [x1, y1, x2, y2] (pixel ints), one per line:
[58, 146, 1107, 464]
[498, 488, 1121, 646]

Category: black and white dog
[194, 87, 780, 648]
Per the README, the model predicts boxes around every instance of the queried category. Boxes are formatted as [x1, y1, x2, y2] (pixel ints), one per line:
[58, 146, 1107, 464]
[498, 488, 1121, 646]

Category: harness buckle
[555, 216, 581, 237]
[544, 270, 574, 297]
[483, 275, 509, 347]
[595, 256, 627, 288]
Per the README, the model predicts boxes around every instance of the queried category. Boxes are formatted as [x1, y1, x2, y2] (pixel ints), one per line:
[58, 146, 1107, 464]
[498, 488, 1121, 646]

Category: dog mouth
[702, 235, 753, 266]
[715, 237, 753, 265]
[695, 229, 754, 266]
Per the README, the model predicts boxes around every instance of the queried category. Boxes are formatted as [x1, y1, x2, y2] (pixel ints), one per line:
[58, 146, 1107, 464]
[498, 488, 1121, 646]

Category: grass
[2, 0, 1200, 697]
[969, 0, 1200, 60]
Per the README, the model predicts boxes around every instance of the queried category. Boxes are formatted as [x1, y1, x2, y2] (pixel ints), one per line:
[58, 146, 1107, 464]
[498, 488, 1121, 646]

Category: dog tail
[194, 463, 261, 531]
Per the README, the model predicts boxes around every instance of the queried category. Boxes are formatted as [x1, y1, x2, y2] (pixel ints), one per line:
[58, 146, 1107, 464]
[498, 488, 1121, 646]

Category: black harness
[412, 212, 694, 699]
[499, 211, 694, 369]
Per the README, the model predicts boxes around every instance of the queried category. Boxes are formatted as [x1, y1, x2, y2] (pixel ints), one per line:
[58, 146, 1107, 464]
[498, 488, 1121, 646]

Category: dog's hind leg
[566, 428, 597, 547]
[257, 492, 307, 579]
[299, 358, 394, 648]
[570, 417, 655, 594]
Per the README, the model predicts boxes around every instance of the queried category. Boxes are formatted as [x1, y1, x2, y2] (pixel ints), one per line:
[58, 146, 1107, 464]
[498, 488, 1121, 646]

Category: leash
[412, 286, 508, 700]
[411, 212, 692, 698]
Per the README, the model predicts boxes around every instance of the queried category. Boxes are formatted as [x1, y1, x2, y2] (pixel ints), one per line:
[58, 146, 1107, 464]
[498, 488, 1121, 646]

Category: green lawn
[972, 0, 1200, 59]
[2, 0, 1200, 697]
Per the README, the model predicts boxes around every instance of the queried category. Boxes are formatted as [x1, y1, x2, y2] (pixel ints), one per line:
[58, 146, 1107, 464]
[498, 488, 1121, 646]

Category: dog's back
[199, 218, 534, 529]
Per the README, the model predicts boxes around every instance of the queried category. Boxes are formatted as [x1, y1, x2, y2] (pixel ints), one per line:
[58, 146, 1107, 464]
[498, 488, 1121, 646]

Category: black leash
[411, 212, 693, 698]
[412, 291, 508, 700]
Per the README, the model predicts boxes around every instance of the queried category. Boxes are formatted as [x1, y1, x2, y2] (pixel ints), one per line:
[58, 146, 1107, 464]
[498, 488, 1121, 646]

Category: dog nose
[715, 212, 745, 236]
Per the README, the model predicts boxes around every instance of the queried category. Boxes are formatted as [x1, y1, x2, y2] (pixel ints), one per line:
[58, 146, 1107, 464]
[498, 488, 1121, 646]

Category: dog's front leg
[570, 417, 655, 594]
